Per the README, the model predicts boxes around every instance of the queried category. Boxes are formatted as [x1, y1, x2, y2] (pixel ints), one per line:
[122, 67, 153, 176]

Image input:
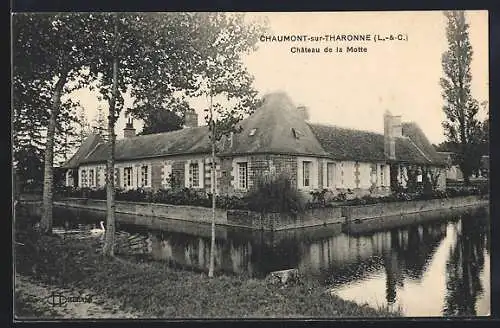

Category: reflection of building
[150, 231, 255, 275]
[297, 222, 447, 291]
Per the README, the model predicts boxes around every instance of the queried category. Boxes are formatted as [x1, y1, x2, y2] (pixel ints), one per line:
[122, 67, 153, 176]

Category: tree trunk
[208, 97, 216, 278]
[40, 72, 68, 234]
[103, 20, 119, 257]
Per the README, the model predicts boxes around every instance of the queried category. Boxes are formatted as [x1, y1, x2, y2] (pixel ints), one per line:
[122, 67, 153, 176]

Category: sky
[70, 10, 488, 145]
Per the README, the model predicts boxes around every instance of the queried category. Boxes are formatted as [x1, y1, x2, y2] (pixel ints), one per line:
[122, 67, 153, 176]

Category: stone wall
[227, 206, 343, 230]
[345, 205, 488, 234]
[342, 195, 488, 222]
[54, 198, 228, 224]
[18, 195, 488, 233]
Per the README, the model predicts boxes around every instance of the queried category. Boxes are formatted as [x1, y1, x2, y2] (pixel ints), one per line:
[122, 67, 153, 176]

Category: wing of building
[62, 92, 447, 196]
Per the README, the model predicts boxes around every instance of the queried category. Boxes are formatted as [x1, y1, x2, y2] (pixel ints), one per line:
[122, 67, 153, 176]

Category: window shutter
[198, 160, 204, 188]
[133, 165, 138, 189]
[163, 163, 172, 188]
[297, 160, 303, 189]
[147, 164, 151, 187]
[184, 161, 190, 188]
[312, 160, 318, 188]
[230, 160, 237, 188]
[121, 167, 126, 188]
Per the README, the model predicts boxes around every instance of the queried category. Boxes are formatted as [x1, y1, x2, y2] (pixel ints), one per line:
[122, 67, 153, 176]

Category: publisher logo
[46, 292, 93, 307]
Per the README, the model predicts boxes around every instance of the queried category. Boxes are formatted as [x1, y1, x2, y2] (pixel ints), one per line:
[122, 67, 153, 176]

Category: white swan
[90, 221, 105, 235]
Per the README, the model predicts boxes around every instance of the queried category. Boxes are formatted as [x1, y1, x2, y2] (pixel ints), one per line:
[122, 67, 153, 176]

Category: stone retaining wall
[16, 195, 488, 232]
[341, 195, 486, 222]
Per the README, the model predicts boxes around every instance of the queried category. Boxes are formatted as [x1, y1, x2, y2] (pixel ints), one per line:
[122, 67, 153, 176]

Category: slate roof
[308, 123, 444, 165]
[79, 126, 211, 164]
[62, 134, 104, 168]
[401, 122, 446, 164]
[65, 92, 445, 167]
[219, 92, 328, 157]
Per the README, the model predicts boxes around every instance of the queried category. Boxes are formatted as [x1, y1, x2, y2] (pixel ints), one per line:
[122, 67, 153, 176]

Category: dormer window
[249, 128, 257, 136]
[292, 128, 303, 139]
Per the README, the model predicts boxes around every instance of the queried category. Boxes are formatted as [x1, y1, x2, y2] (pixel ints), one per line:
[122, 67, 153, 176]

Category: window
[303, 161, 311, 187]
[237, 162, 248, 189]
[380, 165, 385, 187]
[327, 163, 335, 188]
[89, 169, 94, 187]
[123, 167, 133, 188]
[189, 162, 199, 188]
[292, 128, 303, 139]
[141, 165, 149, 187]
[81, 170, 87, 187]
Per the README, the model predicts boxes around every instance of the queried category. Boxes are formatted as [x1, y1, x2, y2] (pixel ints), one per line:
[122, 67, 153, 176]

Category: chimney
[297, 105, 309, 121]
[384, 110, 397, 160]
[123, 117, 136, 138]
[184, 108, 198, 128]
[391, 115, 402, 138]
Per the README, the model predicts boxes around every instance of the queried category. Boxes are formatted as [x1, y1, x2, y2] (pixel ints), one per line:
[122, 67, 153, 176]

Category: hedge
[55, 184, 488, 212]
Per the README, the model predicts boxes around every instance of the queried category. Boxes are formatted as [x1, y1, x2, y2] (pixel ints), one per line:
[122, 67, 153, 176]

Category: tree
[102, 16, 120, 257]
[90, 12, 211, 256]
[479, 101, 489, 156]
[137, 99, 190, 135]
[12, 13, 98, 233]
[189, 13, 267, 277]
[75, 106, 92, 144]
[12, 77, 50, 191]
[440, 11, 483, 185]
[91, 106, 107, 137]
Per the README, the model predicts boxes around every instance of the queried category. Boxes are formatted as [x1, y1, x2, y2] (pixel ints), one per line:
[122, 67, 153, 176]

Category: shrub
[333, 192, 347, 202]
[246, 172, 306, 215]
[215, 195, 249, 210]
[53, 179, 487, 211]
[310, 189, 328, 206]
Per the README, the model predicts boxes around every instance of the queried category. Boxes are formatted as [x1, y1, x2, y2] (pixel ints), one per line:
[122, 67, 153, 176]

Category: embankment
[342, 195, 489, 234]
[15, 195, 488, 233]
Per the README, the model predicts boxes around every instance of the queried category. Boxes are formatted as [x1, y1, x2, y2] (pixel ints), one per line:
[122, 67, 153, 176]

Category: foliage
[54, 182, 488, 210]
[12, 13, 108, 233]
[310, 189, 329, 206]
[188, 13, 268, 145]
[245, 173, 306, 215]
[13, 145, 45, 193]
[138, 107, 186, 135]
[440, 11, 485, 184]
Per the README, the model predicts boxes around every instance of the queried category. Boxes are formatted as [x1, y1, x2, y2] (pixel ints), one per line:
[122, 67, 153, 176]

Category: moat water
[31, 206, 491, 317]
[134, 212, 490, 316]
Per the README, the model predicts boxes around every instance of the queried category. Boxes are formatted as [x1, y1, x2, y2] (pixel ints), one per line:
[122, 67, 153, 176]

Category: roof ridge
[117, 125, 209, 141]
[307, 122, 385, 136]
[406, 136, 432, 163]
[84, 141, 104, 160]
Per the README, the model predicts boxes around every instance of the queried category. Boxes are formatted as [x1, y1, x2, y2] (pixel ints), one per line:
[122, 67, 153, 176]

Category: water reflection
[443, 217, 489, 316]
[149, 231, 256, 276]
[140, 211, 489, 316]
[330, 216, 489, 316]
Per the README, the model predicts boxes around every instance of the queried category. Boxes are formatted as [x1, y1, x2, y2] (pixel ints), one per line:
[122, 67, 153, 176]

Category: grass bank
[14, 229, 401, 319]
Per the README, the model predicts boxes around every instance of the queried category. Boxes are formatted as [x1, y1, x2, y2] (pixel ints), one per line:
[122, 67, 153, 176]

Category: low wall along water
[15, 195, 488, 233]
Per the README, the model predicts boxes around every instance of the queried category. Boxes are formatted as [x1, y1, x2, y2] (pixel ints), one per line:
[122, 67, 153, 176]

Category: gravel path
[15, 274, 142, 319]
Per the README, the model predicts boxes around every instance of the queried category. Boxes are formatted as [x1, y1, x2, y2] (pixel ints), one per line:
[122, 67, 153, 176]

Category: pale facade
[63, 92, 446, 196]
